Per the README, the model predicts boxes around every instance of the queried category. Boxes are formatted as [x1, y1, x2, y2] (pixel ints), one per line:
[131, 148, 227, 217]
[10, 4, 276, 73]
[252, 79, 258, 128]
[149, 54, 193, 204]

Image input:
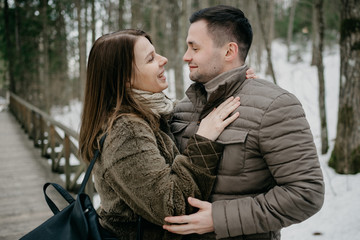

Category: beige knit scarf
[132, 89, 174, 117]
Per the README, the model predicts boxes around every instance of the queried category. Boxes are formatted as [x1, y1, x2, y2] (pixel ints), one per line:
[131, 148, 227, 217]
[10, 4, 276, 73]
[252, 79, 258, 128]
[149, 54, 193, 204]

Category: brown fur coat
[93, 115, 223, 239]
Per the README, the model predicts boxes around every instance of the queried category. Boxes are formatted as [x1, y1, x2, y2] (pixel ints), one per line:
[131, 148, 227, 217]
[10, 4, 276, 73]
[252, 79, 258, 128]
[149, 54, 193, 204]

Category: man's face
[183, 20, 226, 83]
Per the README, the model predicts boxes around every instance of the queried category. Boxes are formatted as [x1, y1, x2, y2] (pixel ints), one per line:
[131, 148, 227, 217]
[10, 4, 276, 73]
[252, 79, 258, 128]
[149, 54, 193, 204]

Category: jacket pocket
[216, 129, 248, 174]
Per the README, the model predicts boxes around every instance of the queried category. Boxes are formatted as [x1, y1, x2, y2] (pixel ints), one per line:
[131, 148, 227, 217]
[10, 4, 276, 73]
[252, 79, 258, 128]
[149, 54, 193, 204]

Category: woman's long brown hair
[79, 29, 159, 163]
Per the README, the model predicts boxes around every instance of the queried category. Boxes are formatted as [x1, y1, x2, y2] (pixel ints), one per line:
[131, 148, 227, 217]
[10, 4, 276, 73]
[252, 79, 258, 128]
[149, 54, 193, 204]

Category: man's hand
[163, 197, 214, 235]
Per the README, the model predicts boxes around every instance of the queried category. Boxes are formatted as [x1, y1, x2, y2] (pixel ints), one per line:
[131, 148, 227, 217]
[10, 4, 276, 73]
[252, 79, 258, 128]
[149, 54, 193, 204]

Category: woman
[79, 29, 240, 239]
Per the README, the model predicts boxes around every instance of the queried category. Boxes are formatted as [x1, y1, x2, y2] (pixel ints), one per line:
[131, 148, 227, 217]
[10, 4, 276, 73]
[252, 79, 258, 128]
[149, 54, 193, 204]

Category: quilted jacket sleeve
[212, 93, 324, 238]
[102, 116, 223, 226]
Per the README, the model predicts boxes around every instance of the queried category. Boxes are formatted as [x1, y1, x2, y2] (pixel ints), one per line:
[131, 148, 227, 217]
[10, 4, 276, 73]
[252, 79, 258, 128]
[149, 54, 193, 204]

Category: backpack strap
[78, 133, 107, 194]
[43, 133, 107, 214]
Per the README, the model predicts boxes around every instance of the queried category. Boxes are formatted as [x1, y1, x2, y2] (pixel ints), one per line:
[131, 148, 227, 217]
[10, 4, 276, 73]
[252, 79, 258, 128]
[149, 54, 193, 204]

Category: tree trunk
[107, 0, 115, 32]
[52, 1, 70, 106]
[3, 0, 15, 93]
[266, 0, 275, 74]
[255, 0, 277, 85]
[91, 0, 95, 44]
[311, 2, 319, 66]
[329, 0, 360, 174]
[131, 0, 142, 29]
[14, 0, 23, 95]
[76, 0, 87, 101]
[246, 0, 262, 71]
[170, 0, 184, 100]
[39, 0, 50, 112]
[155, 0, 167, 56]
[287, 0, 297, 61]
[118, 0, 125, 30]
[199, 0, 209, 9]
[314, 0, 329, 154]
[150, 0, 159, 47]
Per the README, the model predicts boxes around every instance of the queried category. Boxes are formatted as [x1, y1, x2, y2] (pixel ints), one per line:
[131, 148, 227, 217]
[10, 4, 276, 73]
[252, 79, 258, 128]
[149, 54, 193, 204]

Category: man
[163, 5, 324, 240]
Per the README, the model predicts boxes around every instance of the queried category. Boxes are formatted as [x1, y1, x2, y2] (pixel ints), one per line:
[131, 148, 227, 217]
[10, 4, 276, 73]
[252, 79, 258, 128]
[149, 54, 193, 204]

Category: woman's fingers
[222, 111, 240, 127]
[216, 96, 239, 110]
[246, 68, 258, 79]
[196, 96, 240, 141]
[215, 96, 240, 120]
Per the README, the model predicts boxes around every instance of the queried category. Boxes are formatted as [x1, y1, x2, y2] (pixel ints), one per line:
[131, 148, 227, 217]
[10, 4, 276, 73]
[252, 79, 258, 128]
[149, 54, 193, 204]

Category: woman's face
[132, 36, 168, 93]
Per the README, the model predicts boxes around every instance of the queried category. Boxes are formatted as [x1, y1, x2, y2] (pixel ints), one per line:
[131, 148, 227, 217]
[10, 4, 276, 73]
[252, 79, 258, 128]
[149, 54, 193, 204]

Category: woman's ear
[224, 42, 238, 62]
[129, 72, 136, 86]
[126, 75, 134, 88]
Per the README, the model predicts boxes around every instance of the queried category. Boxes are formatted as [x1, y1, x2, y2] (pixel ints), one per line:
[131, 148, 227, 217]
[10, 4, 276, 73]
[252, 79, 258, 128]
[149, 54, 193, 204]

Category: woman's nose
[159, 55, 168, 66]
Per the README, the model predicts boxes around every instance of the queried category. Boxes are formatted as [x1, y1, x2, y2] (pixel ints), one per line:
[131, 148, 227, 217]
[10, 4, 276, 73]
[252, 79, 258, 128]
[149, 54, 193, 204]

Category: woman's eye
[148, 56, 154, 62]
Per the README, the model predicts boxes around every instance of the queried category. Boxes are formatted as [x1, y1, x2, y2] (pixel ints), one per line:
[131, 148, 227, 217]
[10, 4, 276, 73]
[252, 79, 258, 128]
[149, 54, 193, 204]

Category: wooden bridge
[0, 93, 93, 239]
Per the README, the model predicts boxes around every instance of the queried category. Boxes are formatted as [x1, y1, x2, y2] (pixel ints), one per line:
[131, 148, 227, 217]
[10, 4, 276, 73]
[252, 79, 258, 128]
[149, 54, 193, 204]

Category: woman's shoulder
[111, 114, 154, 136]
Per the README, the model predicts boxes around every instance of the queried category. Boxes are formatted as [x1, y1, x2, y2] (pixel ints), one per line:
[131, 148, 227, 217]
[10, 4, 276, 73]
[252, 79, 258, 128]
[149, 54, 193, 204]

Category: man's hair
[190, 5, 253, 62]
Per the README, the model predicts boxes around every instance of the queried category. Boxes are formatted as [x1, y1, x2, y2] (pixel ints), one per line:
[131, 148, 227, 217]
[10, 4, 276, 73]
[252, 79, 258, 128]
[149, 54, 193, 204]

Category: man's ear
[224, 42, 238, 62]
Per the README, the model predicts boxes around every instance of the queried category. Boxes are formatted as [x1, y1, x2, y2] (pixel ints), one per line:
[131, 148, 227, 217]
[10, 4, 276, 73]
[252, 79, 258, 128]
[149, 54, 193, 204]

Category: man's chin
[190, 77, 207, 84]
[189, 74, 201, 83]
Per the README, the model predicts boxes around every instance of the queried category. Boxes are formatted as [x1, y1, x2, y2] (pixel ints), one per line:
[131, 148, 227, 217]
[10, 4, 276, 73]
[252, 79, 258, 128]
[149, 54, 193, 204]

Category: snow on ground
[52, 40, 360, 239]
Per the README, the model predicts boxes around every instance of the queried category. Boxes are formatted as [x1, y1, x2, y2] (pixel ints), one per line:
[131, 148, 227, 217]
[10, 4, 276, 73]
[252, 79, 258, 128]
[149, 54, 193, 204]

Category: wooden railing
[9, 92, 95, 198]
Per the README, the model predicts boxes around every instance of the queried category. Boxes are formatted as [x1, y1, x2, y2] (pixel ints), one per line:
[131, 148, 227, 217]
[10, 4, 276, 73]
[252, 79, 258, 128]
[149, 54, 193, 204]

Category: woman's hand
[196, 96, 240, 141]
[246, 68, 258, 79]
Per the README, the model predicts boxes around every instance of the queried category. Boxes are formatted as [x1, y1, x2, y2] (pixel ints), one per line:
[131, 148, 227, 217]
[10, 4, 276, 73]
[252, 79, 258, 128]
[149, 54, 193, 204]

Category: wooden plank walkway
[0, 110, 66, 240]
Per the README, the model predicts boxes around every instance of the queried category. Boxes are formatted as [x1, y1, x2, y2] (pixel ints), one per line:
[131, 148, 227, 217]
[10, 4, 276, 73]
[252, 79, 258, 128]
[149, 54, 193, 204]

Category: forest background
[0, 0, 359, 178]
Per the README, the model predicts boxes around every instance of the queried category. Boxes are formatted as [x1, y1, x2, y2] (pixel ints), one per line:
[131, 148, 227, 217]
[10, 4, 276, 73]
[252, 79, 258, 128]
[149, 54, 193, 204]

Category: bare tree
[151, 0, 167, 56]
[150, 0, 159, 47]
[118, 0, 125, 30]
[14, 0, 23, 95]
[91, 0, 96, 44]
[131, 0, 142, 29]
[311, 2, 319, 65]
[51, 1, 70, 106]
[107, 0, 116, 32]
[244, 0, 262, 71]
[255, 0, 277, 84]
[329, 0, 360, 174]
[3, 0, 15, 93]
[313, 0, 329, 154]
[287, 0, 297, 61]
[76, 0, 87, 101]
[168, 0, 184, 99]
[39, 0, 50, 112]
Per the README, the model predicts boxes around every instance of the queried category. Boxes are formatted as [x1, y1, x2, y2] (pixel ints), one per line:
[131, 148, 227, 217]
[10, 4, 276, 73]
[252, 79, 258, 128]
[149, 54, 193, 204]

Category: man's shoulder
[242, 78, 289, 99]
[237, 78, 302, 114]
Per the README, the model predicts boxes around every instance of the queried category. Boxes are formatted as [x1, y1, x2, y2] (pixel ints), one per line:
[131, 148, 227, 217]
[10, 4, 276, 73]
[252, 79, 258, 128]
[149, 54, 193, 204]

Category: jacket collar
[185, 66, 248, 117]
[204, 65, 247, 96]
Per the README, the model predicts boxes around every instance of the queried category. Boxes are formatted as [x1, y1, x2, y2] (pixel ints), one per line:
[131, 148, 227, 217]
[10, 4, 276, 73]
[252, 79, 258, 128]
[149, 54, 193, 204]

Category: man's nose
[183, 49, 191, 62]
